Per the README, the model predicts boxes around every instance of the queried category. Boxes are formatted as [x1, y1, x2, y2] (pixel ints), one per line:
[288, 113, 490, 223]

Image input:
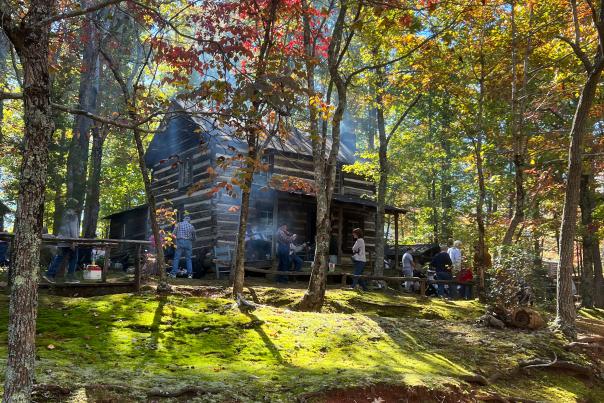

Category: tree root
[148, 386, 207, 398]
[577, 335, 604, 344]
[519, 354, 594, 380]
[460, 373, 489, 385]
[564, 341, 604, 352]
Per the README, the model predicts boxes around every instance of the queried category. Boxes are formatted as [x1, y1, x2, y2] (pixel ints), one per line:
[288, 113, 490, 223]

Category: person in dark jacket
[431, 245, 453, 297]
[276, 224, 295, 283]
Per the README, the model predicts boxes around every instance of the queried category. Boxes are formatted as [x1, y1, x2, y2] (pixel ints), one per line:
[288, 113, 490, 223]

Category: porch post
[394, 212, 399, 271]
[337, 205, 343, 264]
[271, 194, 279, 262]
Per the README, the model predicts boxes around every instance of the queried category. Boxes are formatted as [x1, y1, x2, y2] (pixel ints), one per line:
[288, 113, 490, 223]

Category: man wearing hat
[169, 214, 196, 279]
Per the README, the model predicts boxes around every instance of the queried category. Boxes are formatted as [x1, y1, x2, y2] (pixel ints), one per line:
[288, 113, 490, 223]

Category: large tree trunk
[373, 71, 387, 278]
[2, 1, 54, 399]
[82, 125, 107, 238]
[64, 8, 101, 221]
[555, 69, 602, 338]
[579, 173, 595, 307]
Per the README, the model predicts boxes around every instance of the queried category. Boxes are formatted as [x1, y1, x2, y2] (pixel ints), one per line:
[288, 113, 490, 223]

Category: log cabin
[104, 102, 406, 273]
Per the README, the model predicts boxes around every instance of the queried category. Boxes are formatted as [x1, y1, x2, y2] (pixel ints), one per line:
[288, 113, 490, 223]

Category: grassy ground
[0, 283, 603, 402]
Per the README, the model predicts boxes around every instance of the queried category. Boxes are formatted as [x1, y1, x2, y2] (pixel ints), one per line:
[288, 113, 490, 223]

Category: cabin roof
[103, 205, 148, 220]
[145, 100, 355, 167]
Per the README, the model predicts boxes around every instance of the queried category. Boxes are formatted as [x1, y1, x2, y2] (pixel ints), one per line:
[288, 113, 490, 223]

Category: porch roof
[103, 205, 148, 219]
[332, 194, 408, 215]
[277, 191, 407, 215]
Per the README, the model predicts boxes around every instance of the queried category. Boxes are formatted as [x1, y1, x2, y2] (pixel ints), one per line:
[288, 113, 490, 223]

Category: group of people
[401, 240, 474, 299]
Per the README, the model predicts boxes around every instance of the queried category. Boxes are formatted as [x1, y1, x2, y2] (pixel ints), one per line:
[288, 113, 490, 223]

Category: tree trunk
[593, 238, 604, 308]
[373, 71, 387, 277]
[503, 1, 531, 245]
[232, 147, 256, 296]
[0, 32, 8, 143]
[2, 1, 54, 399]
[64, 8, 101, 221]
[440, 131, 452, 241]
[131, 126, 168, 290]
[555, 69, 602, 338]
[82, 125, 107, 238]
[579, 173, 595, 307]
[299, 0, 347, 312]
[473, 27, 488, 299]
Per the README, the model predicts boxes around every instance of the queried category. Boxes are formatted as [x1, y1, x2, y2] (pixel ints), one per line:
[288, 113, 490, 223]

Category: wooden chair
[213, 246, 233, 280]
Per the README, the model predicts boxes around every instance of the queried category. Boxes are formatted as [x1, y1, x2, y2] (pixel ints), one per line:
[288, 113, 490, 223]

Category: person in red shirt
[458, 267, 474, 300]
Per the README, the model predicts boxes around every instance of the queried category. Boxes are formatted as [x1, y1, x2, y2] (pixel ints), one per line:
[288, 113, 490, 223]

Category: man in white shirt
[448, 240, 462, 275]
[401, 247, 415, 292]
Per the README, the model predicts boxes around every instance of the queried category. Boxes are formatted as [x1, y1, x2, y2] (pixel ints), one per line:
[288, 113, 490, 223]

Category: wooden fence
[244, 266, 474, 297]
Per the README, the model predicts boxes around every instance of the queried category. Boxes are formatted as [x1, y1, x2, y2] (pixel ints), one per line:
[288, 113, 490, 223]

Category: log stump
[511, 307, 545, 330]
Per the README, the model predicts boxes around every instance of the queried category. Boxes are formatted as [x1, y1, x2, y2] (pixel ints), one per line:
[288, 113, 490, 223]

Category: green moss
[579, 307, 604, 321]
[0, 290, 601, 402]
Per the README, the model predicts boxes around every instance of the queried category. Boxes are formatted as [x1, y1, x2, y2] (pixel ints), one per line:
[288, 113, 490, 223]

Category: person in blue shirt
[431, 245, 454, 298]
[169, 215, 196, 279]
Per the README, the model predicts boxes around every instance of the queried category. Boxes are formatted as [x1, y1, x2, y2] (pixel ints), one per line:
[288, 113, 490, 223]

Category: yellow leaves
[309, 95, 335, 120]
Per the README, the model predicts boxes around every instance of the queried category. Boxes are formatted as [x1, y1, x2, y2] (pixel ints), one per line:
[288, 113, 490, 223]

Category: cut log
[511, 308, 545, 330]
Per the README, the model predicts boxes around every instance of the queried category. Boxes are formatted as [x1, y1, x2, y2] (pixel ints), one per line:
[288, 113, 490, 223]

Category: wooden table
[0, 232, 150, 291]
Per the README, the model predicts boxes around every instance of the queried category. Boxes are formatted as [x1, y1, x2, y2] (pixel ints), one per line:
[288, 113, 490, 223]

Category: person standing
[276, 224, 295, 283]
[43, 203, 80, 284]
[448, 240, 463, 275]
[169, 215, 196, 279]
[350, 228, 368, 291]
[401, 247, 415, 292]
[431, 245, 454, 298]
[458, 267, 474, 300]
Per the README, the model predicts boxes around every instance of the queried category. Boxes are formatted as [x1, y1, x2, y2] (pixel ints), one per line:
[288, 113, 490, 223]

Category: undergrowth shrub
[487, 245, 550, 310]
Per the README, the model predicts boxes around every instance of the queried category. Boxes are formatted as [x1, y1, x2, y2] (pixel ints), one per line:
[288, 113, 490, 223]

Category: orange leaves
[269, 174, 316, 195]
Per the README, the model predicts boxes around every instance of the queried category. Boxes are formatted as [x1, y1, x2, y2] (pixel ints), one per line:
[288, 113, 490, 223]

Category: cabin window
[178, 158, 193, 189]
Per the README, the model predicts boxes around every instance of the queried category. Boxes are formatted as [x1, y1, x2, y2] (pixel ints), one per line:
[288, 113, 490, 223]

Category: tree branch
[346, 12, 461, 83]
[386, 93, 422, 143]
[556, 35, 593, 72]
[40, 0, 125, 25]
[0, 91, 22, 100]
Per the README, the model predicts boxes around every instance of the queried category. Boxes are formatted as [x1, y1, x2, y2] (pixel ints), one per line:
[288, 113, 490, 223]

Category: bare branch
[386, 93, 422, 143]
[52, 103, 155, 132]
[40, 0, 124, 25]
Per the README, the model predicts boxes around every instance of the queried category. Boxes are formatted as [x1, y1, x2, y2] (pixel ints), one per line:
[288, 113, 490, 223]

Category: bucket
[84, 264, 102, 280]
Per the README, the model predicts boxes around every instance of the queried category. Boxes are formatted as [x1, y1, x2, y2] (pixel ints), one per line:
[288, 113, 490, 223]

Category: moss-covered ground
[0, 284, 602, 402]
